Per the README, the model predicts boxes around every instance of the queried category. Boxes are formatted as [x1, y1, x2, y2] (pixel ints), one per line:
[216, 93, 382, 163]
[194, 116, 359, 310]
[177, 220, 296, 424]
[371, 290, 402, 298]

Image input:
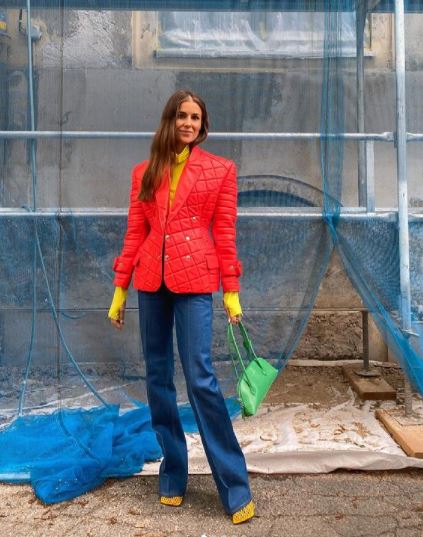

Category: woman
[108, 90, 254, 525]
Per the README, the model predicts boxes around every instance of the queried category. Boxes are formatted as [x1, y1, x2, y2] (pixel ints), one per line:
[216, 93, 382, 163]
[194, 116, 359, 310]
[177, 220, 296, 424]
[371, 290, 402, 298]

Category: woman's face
[175, 99, 202, 152]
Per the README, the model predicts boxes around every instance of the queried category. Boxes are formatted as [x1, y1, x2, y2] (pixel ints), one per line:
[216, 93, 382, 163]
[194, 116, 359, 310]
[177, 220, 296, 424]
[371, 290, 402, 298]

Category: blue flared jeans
[138, 283, 252, 514]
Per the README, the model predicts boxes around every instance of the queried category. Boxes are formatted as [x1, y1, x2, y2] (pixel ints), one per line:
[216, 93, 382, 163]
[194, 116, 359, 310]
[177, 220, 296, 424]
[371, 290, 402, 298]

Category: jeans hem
[159, 490, 186, 498]
[227, 494, 253, 515]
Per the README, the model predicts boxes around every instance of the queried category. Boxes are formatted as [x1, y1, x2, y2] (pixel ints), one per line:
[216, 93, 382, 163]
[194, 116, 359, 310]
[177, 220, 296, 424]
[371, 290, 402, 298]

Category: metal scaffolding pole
[0, 208, 410, 220]
[356, 1, 380, 379]
[18, 0, 39, 416]
[0, 130, 396, 141]
[356, 0, 368, 208]
[394, 0, 413, 416]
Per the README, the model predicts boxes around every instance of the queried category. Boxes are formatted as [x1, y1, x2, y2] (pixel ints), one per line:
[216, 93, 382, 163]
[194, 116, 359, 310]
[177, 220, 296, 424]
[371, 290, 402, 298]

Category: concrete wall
[2, 65, 423, 209]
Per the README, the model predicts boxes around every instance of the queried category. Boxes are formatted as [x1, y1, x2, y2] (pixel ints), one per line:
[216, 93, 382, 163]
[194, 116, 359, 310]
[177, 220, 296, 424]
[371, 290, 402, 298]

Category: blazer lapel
[167, 145, 202, 224]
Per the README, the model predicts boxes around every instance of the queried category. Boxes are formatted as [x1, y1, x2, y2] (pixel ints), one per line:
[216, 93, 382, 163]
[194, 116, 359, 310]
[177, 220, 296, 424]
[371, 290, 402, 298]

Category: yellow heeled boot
[160, 495, 184, 507]
[232, 500, 254, 524]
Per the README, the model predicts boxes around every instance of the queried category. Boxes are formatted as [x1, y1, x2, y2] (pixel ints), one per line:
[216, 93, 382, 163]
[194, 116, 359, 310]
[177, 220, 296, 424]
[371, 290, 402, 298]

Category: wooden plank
[376, 409, 423, 458]
[342, 365, 396, 400]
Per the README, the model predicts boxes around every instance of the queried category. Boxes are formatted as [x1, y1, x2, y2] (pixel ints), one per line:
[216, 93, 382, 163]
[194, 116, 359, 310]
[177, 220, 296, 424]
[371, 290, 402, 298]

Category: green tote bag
[227, 321, 279, 418]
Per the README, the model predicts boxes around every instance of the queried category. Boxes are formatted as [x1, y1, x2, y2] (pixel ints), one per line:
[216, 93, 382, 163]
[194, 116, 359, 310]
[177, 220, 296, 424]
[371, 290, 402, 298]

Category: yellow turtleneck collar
[169, 145, 190, 208]
[174, 145, 190, 164]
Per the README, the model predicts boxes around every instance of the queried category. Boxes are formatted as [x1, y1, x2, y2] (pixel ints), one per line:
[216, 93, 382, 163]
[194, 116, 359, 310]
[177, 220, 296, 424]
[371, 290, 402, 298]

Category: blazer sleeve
[211, 161, 243, 292]
[112, 163, 150, 289]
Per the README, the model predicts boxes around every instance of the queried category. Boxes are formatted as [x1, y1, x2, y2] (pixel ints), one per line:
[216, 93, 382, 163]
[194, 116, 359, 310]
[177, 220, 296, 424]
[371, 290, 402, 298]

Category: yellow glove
[108, 286, 128, 321]
[223, 291, 242, 318]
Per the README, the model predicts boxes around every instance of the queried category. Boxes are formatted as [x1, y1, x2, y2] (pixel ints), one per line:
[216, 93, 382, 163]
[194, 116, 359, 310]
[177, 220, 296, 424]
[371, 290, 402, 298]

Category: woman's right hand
[108, 286, 128, 330]
[223, 291, 243, 325]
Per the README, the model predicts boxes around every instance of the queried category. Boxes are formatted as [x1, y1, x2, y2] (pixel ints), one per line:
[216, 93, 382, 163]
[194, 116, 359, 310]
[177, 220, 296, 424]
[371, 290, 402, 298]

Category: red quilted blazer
[113, 145, 243, 293]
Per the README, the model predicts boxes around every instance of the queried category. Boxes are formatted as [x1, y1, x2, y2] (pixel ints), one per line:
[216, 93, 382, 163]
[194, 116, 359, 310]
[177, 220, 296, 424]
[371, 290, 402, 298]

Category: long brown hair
[139, 90, 209, 201]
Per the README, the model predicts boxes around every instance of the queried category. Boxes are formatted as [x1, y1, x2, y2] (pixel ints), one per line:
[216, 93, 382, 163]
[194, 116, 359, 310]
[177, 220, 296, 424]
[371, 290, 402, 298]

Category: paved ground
[1, 470, 423, 537]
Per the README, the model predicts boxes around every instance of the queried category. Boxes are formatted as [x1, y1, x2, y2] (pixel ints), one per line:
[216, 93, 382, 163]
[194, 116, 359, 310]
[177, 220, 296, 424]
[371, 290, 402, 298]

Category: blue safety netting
[0, 0, 423, 503]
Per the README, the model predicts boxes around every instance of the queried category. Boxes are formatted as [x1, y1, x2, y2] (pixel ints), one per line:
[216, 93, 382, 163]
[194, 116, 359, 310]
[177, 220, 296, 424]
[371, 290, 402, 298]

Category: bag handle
[227, 322, 252, 388]
[237, 321, 258, 361]
[228, 320, 269, 390]
[235, 321, 269, 375]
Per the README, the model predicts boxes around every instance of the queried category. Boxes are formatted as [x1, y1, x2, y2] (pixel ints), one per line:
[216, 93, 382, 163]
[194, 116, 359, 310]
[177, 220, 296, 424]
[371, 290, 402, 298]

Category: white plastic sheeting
[141, 392, 423, 475]
[157, 11, 363, 58]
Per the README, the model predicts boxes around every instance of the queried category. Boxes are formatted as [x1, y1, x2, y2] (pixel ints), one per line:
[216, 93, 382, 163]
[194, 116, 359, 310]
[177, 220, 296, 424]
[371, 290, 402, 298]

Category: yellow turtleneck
[108, 146, 242, 321]
[170, 144, 190, 207]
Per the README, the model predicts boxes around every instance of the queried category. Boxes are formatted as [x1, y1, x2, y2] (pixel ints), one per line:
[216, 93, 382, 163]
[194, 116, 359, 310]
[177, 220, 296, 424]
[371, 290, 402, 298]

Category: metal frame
[394, 0, 414, 415]
[0, 131, 397, 140]
[0, 0, 421, 12]
[0, 1, 364, 11]
[1, 207, 420, 218]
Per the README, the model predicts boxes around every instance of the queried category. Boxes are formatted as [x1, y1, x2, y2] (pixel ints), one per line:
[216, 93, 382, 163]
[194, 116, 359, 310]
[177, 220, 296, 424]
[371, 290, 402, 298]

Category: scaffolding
[0, 0, 422, 417]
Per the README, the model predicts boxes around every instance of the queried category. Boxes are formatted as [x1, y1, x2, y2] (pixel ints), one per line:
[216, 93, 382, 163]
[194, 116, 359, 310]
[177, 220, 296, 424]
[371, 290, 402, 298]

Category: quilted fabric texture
[113, 145, 243, 293]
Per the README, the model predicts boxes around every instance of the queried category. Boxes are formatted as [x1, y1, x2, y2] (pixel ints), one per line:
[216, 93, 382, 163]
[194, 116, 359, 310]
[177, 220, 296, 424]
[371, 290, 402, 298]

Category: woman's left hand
[226, 311, 242, 325]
